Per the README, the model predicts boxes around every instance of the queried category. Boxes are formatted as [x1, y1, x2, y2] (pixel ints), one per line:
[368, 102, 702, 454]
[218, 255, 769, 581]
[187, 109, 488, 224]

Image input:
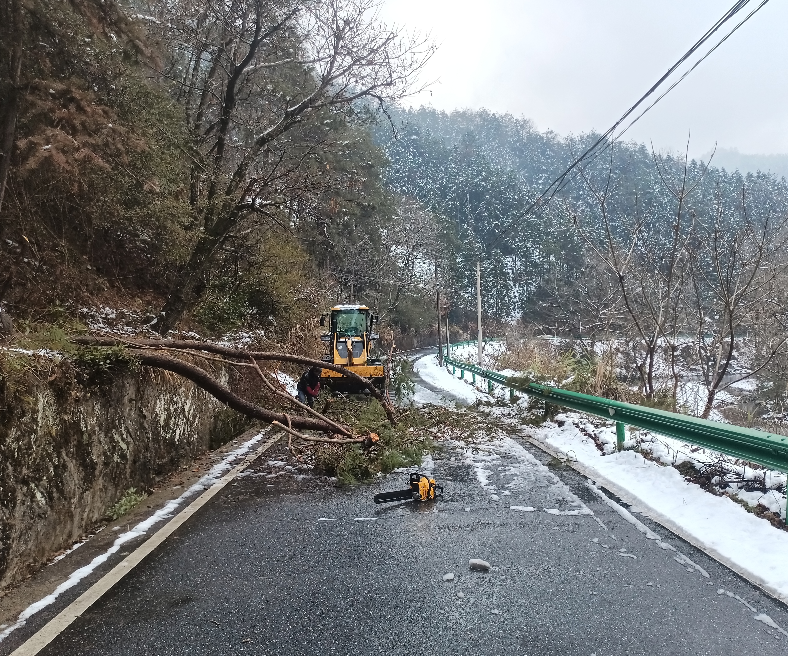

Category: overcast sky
[379, 0, 788, 158]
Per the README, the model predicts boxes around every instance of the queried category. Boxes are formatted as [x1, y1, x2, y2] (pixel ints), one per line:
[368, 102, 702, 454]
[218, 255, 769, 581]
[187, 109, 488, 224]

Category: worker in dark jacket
[297, 367, 322, 407]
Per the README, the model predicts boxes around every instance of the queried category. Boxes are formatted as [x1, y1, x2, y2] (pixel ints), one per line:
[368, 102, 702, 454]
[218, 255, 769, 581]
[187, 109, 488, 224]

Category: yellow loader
[319, 304, 386, 393]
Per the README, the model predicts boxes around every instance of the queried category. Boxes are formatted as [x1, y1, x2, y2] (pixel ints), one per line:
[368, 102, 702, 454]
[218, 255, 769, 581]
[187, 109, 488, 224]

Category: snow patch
[413, 354, 489, 404]
[753, 613, 788, 638]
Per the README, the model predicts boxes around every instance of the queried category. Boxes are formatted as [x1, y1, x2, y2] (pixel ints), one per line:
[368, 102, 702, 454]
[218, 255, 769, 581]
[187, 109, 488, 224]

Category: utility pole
[446, 315, 450, 362]
[436, 290, 443, 366]
[476, 260, 483, 365]
[436, 261, 443, 365]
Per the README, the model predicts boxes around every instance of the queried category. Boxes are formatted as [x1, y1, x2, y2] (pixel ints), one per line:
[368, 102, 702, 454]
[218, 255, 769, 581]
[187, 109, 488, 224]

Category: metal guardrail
[443, 354, 788, 477]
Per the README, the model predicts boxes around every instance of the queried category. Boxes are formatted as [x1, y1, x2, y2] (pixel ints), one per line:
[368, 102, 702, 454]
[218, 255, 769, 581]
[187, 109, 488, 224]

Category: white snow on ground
[78, 306, 159, 336]
[413, 354, 489, 404]
[0, 347, 62, 360]
[447, 340, 506, 369]
[730, 377, 759, 392]
[419, 354, 788, 605]
[274, 371, 297, 397]
[531, 416, 788, 600]
[677, 381, 732, 421]
[0, 431, 269, 644]
[217, 329, 268, 349]
[412, 385, 445, 406]
[77, 307, 271, 345]
[461, 436, 593, 516]
[546, 421, 787, 518]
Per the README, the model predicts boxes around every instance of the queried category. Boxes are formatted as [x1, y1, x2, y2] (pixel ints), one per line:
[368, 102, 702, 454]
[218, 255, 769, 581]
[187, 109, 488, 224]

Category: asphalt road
[29, 424, 788, 655]
[5, 357, 787, 656]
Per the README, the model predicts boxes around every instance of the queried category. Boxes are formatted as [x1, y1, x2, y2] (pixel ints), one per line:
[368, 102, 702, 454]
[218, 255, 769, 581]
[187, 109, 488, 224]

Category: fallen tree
[70, 336, 395, 444]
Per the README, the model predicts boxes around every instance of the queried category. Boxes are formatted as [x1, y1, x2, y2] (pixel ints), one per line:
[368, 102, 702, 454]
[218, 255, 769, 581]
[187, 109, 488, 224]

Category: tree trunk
[700, 388, 716, 420]
[136, 351, 337, 432]
[158, 210, 235, 333]
[0, 37, 22, 221]
[71, 336, 397, 425]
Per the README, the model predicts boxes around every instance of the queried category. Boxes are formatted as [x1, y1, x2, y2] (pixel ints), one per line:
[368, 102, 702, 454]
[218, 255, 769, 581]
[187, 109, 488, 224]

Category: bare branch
[249, 356, 353, 436]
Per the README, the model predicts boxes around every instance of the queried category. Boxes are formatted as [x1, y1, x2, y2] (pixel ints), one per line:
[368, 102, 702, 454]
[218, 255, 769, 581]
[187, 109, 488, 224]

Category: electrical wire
[487, 0, 772, 251]
[612, 0, 771, 146]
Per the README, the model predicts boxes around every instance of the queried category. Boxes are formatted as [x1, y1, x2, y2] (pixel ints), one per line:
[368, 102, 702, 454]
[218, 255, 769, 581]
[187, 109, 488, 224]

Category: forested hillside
[375, 108, 788, 414]
[376, 108, 788, 325]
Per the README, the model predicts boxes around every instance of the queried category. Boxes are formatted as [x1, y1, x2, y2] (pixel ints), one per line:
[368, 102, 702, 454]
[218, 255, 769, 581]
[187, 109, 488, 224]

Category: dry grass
[493, 338, 573, 385]
[494, 337, 640, 403]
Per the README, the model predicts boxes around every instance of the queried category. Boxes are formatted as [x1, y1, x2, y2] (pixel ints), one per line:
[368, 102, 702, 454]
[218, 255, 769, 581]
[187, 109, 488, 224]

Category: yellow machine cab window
[331, 309, 367, 337]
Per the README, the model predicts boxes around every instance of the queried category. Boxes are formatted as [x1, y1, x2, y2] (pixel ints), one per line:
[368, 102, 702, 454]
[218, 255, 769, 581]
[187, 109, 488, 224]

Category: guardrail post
[452, 365, 455, 375]
[509, 388, 517, 403]
[472, 372, 476, 384]
[488, 380, 494, 394]
[460, 369, 464, 380]
[616, 422, 626, 452]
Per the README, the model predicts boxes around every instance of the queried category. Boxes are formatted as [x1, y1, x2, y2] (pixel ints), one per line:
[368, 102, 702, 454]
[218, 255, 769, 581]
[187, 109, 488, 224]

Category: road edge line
[10, 431, 281, 656]
[515, 430, 788, 607]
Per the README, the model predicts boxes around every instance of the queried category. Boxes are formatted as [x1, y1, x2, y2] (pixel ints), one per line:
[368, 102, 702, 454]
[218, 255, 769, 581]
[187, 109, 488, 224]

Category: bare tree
[572, 144, 705, 402]
[372, 197, 439, 316]
[686, 182, 788, 418]
[140, 0, 434, 332]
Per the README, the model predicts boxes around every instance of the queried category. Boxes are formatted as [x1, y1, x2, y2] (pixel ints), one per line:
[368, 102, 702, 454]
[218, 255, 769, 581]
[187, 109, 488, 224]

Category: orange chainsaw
[374, 472, 443, 503]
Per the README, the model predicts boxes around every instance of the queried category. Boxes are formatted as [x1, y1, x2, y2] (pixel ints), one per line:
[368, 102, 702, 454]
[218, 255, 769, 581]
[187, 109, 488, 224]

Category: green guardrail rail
[442, 353, 788, 478]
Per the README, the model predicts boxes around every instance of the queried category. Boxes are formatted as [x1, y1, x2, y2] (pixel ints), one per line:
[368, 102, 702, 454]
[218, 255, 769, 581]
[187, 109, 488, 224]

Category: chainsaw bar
[374, 472, 443, 504]
[373, 489, 415, 503]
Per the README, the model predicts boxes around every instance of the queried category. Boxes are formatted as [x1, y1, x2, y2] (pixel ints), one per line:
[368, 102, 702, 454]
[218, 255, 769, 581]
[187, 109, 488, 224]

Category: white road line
[9, 432, 281, 656]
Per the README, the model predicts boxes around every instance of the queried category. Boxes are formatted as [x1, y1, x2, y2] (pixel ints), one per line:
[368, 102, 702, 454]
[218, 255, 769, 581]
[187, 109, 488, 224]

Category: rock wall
[0, 353, 247, 589]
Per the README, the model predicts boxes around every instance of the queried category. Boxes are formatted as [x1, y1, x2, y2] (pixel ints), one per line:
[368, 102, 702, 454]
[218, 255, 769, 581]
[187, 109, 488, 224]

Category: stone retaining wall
[0, 353, 245, 589]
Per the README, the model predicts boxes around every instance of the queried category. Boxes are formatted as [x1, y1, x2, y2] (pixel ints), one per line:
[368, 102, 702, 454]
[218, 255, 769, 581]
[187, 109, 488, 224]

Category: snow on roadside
[447, 340, 506, 369]
[0, 430, 269, 644]
[529, 415, 788, 601]
[412, 385, 446, 406]
[413, 354, 489, 404]
[418, 351, 788, 603]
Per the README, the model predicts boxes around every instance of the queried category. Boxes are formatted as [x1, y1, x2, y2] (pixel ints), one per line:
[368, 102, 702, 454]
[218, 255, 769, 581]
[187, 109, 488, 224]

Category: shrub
[72, 346, 139, 386]
[106, 488, 147, 521]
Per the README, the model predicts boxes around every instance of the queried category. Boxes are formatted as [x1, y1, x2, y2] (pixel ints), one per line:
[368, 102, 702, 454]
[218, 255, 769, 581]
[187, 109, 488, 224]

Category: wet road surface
[28, 434, 788, 656]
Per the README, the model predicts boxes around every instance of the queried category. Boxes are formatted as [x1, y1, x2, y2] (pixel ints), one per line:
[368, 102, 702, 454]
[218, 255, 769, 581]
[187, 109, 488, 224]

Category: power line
[613, 0, 770, 145]
[487, 0, 772, 251]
